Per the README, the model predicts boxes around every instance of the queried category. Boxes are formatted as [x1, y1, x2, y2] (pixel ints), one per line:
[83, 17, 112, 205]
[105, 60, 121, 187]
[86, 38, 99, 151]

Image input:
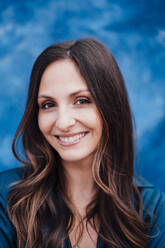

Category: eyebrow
[38, 89, 90, 99]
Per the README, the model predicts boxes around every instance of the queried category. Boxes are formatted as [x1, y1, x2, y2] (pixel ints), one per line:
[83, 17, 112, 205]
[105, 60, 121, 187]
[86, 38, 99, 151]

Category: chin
[58, 151, 93, 164]
[61, 155, 87, 163]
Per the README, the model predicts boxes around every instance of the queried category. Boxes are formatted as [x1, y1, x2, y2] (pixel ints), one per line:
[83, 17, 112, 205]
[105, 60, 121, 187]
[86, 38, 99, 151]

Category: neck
[62, 158, 97, 214]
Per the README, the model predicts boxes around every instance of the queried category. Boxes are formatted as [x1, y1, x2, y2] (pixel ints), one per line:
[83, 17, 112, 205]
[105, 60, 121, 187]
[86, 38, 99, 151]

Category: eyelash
[40, 102, 55, 109]
[75, 97, 91, 105]
[39, 97, 91, 110]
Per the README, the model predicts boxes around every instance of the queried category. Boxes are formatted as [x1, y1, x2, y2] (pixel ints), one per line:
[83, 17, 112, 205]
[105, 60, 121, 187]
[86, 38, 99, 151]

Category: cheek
[38, 113, 55, 134]
[95, 118, 103, 142]
[91, 111, 103, 139]
[79, 109, 103, 133]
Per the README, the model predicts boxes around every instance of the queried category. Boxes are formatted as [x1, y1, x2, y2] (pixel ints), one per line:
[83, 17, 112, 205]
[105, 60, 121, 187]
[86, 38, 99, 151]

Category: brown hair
[8, 38, 148, 247]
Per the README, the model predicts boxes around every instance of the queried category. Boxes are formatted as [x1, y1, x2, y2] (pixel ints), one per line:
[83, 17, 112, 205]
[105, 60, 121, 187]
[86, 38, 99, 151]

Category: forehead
[38, 59, 88, 95]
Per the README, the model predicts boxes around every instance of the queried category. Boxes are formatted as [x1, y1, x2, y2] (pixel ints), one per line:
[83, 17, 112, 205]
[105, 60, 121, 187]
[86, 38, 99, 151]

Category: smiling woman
[0, 38, 164, 248]
[37, 60, 102, 165]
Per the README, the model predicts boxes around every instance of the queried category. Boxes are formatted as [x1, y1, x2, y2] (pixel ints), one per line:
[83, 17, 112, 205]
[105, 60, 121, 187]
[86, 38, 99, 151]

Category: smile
[55, 132, 89, 146]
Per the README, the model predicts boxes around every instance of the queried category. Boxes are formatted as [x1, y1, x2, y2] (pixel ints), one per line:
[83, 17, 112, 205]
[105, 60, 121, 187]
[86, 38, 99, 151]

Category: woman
[0, 38, 164, 248]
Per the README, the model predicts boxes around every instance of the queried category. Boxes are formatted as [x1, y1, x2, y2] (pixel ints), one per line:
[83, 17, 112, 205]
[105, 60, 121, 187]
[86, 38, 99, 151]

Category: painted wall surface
[0, 0, 165, 192]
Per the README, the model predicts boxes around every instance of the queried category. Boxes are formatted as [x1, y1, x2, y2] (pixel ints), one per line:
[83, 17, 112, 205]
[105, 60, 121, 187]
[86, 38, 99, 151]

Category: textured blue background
[0, 0, 165, 192]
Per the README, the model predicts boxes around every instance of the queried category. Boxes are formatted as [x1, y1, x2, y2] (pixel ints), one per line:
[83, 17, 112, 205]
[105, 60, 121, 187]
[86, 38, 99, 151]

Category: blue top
[0, 167, 165, 248]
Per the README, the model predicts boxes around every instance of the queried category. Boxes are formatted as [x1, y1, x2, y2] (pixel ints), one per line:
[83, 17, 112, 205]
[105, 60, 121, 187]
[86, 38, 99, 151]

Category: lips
[55, 131, 89, 146]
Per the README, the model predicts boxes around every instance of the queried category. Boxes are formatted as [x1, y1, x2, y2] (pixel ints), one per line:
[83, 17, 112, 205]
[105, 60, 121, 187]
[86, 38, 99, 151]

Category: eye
[40, 101, 55, 109]
[75, 97, 91, 105]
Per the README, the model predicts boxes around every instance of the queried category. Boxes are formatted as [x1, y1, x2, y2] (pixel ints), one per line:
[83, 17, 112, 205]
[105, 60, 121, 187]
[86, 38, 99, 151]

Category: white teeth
[59, 133, 86, 143]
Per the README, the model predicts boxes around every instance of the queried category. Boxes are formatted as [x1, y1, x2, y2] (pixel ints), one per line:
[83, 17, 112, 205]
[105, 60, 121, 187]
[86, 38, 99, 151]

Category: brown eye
[41, 102, 55, 109]
[75, 97, 91, 105]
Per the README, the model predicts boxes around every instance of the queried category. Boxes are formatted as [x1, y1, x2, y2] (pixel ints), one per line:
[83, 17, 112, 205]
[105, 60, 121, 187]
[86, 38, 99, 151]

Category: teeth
[59, 133, 86, 143]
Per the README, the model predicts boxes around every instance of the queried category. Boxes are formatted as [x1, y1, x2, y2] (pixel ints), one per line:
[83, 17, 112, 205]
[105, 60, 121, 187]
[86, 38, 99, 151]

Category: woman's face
[38, 59, 102, 165]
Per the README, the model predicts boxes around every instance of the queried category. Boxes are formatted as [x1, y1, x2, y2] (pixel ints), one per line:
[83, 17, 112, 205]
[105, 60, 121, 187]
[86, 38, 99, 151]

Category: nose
[55, 107, 76, 132]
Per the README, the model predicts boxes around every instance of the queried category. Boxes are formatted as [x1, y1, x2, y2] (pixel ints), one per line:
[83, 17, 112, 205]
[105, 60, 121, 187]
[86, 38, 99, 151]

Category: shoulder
[135, 176, 165, 247]
[135, 176, 165, 215]
[0, 166, 24, 182]
[0, 167, 24, 248]
[0, 166, 25, 202]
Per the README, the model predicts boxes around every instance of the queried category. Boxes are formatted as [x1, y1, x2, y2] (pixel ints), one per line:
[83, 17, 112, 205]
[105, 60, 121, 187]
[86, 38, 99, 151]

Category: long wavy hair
[8, 38, 148, 248]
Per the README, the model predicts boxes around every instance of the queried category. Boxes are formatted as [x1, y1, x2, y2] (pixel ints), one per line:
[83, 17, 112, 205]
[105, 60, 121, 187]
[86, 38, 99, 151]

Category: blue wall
[0, 0, 165, 192]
